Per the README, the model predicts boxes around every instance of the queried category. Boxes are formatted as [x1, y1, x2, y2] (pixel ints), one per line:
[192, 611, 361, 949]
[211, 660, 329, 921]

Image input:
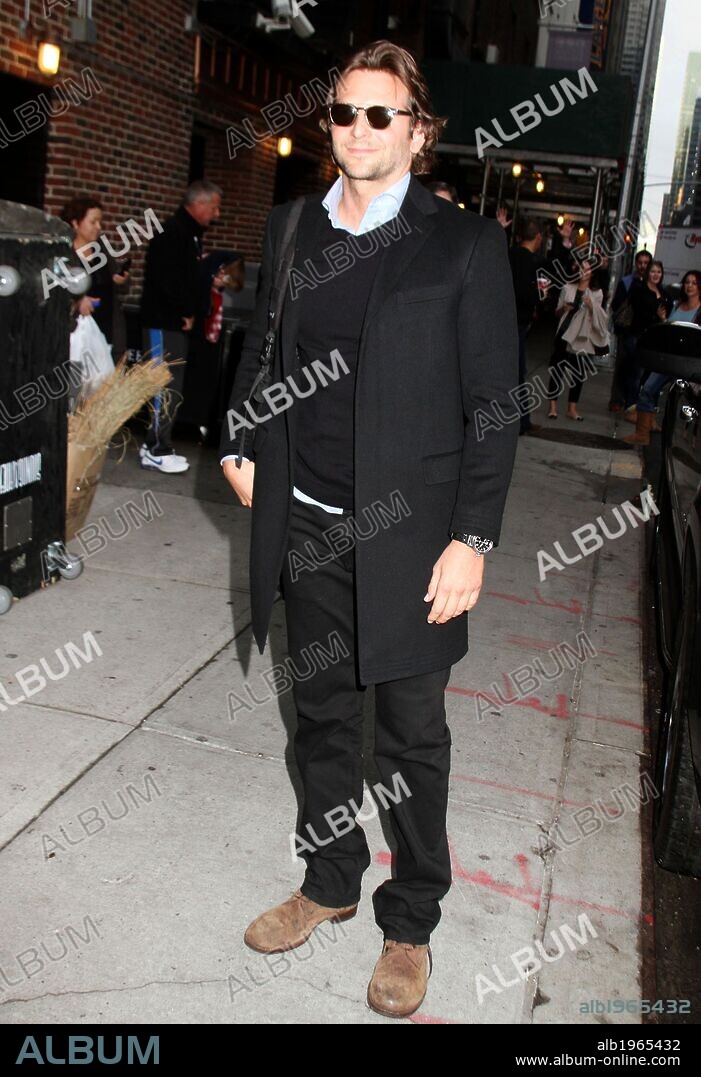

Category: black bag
[613, 297, 633, 332]
[235, 197, 305, 466]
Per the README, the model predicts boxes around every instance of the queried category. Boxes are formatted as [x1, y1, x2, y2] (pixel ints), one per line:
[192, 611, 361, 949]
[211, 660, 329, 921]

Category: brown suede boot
[367, 939, 432, 1018]
[243, 889, 357, 954]
[623, 410, 655, 445]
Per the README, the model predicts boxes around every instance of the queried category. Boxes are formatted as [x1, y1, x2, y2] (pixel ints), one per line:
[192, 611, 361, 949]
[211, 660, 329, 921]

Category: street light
[277, 136, 292, 157]
[536, 177, 545, 194]
[512, 163, 523, 178]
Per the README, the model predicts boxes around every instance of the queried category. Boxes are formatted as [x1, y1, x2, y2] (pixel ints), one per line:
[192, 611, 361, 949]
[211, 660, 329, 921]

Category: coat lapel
[279, 197, 325, 381]
[360, 175, 439, 332]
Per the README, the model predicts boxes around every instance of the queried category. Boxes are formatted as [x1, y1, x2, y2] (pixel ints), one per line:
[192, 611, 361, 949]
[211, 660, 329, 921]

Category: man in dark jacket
[508, 218, 544, 435]
[220, 42, 518, 1018]
[140, 180, 222, 473]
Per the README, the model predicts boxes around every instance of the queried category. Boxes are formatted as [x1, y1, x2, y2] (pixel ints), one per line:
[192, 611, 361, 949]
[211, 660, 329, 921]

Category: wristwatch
[450, 532, 494, 555]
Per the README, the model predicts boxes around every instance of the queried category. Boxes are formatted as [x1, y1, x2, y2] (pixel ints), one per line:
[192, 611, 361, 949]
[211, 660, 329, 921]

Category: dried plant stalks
[69, 356, 173, 451]
[66, 357, 176, 539]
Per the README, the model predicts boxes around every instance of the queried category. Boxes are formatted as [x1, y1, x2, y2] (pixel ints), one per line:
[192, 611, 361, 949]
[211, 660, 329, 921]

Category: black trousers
[279, 497, 453, 945]
[547, 337, 584, 404]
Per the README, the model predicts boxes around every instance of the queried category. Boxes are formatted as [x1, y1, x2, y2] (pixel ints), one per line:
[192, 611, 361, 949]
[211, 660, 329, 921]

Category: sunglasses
[326, 103, 413, 130]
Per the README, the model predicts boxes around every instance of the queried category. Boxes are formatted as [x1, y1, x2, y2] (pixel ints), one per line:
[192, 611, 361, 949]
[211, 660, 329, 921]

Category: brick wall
[0, 0, 194, 302]
[0, 1, 394, 304]
[1, 0, 342, 301]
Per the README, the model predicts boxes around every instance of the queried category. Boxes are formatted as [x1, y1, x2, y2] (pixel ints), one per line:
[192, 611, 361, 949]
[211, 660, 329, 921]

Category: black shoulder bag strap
[235, 195, 306, 467]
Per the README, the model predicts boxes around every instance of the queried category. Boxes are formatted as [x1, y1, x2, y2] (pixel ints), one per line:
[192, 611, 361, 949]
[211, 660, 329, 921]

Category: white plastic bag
[69, 314, 115, 397]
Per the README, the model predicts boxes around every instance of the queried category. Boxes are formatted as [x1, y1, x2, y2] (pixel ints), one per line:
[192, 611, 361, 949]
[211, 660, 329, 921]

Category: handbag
[235, 197, 306, 466]
[613, 297, 633, 332]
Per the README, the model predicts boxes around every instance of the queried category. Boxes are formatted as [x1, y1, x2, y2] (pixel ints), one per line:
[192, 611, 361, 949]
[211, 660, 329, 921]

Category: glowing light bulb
[37, 42, 61, 76]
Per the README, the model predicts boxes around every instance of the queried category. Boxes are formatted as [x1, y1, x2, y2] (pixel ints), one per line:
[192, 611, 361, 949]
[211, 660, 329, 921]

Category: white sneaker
[140, 448, 189, 473]
[139, 444, 189, 466]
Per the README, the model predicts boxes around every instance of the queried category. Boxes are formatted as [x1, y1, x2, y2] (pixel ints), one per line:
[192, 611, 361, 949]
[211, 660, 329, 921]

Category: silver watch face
[467, 535, 493, 554]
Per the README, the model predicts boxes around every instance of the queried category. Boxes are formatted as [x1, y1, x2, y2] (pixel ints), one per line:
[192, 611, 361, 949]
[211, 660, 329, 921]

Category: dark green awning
[423, 60, 634, 163]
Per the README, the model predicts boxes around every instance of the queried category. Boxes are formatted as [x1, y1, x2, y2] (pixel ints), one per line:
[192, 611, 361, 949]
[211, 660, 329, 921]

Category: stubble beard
[333, 144, 399, 184]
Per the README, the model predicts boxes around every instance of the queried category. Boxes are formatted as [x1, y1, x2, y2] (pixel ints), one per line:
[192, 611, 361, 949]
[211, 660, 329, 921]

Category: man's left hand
[424, 540, 485, 623]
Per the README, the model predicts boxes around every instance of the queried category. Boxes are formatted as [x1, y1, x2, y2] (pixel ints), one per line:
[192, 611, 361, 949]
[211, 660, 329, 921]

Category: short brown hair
[318, 40, 448, 176]
[59, 195, 103, 228]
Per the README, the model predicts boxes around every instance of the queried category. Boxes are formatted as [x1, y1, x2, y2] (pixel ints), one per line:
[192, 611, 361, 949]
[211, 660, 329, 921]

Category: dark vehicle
[639, 321, 701, 875]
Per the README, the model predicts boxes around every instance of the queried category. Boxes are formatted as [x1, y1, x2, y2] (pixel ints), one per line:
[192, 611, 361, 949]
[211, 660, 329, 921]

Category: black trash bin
[0, 199, 83, 615]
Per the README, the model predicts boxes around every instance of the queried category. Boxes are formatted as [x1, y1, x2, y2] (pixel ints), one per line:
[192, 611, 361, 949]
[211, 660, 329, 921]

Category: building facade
[667, 52, 701, 226]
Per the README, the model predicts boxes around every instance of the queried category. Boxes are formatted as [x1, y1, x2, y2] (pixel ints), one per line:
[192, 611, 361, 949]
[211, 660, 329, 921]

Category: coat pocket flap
[422, 448, 462, 484]
[397, 284, 452, 304]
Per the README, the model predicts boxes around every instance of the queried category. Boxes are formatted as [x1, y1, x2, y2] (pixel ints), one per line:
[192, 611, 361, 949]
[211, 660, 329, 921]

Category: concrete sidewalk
[0, 349, 653, 1025]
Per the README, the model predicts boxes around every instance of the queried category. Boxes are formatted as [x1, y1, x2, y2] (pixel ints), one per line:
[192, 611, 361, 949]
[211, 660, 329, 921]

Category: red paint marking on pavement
[375, 846, 650, 923]
[578, 708, 644, 731]
[533, 589, 584, 615]
[485, 590, 531, 606]
[450, 772, 619, 814]
[409, 1014, 463, 1024]
[504, 634, 619, 658]
[447, 686, 644, 731]
[485, 588, 639, 625]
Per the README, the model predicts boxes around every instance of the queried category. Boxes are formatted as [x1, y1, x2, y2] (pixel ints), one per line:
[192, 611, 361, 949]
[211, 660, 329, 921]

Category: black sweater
[628, 279, 672, 336]
[140, 206, 203, 330]
[293, 203, 385, 510]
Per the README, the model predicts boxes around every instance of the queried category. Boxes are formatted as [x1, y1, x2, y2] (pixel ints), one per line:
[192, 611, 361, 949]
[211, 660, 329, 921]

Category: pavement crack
[0, 977, 228, 1006]
[282, 973, 362, 1007]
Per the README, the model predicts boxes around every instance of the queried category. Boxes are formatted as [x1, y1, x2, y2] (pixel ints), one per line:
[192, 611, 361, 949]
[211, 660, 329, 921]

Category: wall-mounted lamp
[536, 176, 545, 194]
[37, 40, 61, 75]
[511, 163, 523, 178]
[277, 136, 293, 157]
[557, 214, 565, 226]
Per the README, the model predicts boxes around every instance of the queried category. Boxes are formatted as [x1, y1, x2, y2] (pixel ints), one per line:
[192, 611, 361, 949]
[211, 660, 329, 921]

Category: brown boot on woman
[623, 411, 655, 445]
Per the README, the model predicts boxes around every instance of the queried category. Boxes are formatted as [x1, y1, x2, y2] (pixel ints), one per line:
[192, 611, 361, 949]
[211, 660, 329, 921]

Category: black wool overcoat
[220, 175, 519, 684]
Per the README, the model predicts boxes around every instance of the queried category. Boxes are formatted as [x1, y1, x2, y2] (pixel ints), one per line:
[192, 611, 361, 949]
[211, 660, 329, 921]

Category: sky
[641, 0, 701, 237]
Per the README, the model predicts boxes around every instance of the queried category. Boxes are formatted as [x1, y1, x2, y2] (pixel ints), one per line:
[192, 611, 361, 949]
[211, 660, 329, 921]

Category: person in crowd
[621, 260, 672, 419]
[508, 218, 544, 437]
[547, 257, 607, 421]
[596, 253, 611, 308]
[611, 248, 653, 314]
[624, 269, 701, 445]
[426, 179, 458, 203]
[184, 250, 245, 441]
[548, 217, 576, 274]
[609, 249, 652, 411]
[139, 179, 222, 474]
[220, 40, 518, 1019]
[60, 194, 130, 357]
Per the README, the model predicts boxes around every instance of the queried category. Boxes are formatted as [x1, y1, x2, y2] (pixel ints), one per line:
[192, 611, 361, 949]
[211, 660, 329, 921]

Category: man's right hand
[222, 458, 255, 507]
[78, 295, 98, 316]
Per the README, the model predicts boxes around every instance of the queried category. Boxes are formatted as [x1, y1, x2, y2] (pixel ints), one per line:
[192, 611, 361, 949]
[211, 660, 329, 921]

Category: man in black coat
[140, 179, 222, 473]
[508, 218, 544, 436]
[220, 41, 518, 1018]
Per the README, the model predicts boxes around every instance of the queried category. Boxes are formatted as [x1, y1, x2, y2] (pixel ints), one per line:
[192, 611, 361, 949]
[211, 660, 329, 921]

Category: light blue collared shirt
[321, 170, 411, 237]
[223, 172, 412, 513]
